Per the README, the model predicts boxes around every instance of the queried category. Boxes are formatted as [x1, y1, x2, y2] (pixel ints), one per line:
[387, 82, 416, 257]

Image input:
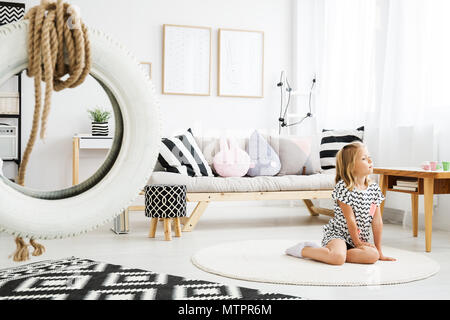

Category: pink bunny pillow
[213, 137, 251, 177]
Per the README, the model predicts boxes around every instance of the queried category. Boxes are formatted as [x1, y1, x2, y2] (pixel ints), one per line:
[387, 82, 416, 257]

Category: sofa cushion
[213, 137, 251, 177]
[148, 172, 335, 193]
[320, 126, 365, 171]
[196, 136, 247, 175]
[195, 134, 322, 176]
[158, 129, 214, 177]
[269, 135, 320, 176]
[247, 131, 281, 177]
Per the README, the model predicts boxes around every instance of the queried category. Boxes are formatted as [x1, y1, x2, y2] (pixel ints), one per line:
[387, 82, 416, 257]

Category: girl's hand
[379, 253, 397, 262]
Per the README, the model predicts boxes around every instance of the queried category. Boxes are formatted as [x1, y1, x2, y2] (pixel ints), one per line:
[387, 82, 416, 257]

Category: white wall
[2, 0, 292, 190]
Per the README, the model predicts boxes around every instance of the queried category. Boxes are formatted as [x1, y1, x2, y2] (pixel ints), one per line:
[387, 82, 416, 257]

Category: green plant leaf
[87, 107, 112, 123]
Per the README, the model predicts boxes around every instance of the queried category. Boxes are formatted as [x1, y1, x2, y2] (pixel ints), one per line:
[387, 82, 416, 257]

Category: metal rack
[0, 73, 22, 167]
[0, 1, 25, 173]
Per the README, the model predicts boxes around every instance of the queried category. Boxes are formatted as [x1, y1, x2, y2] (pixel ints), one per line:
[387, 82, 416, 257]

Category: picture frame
[218, 28, 264, 98]
[140, 62, 152, 80]
[162, 24, 212, 96]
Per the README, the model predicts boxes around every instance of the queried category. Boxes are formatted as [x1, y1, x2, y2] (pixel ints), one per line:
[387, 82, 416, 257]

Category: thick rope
[11, 237, 30, 262]
[11, 0, 91, 262]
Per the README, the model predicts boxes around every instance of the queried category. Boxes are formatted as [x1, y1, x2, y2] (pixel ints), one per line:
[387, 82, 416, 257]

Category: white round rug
[191, 240, 440, 287]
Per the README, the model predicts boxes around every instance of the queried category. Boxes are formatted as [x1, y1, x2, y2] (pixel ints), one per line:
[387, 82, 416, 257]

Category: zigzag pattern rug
[0, 257, 302, 300]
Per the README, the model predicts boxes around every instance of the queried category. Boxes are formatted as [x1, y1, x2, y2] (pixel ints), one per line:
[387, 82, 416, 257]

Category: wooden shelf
[387, 175, 421, 194]
[387, 188, 418, 195]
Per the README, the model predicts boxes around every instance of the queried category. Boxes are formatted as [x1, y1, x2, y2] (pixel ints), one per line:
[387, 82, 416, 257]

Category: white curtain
[294, 0, 449, 166]
[372, 0, 450, 216]
[314, 0, 377, 131]
[295, 0, 450, 218]
[371, 0, 449, 168]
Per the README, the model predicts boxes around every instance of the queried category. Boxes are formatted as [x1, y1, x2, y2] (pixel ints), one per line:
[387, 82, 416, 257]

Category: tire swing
[0, 1, 161, 261]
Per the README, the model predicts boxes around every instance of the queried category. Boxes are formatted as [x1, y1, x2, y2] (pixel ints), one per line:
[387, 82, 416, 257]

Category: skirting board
[383, 207, 406, 225]
[384, 207, 447, 232]
[402, 209, 450, 232]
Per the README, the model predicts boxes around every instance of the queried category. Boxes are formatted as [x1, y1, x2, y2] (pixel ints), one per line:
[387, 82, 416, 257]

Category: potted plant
[87, 107, 112, 136]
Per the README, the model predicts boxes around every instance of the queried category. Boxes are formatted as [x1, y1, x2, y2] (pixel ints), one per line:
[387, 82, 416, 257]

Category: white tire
[0, 21, 161, 239]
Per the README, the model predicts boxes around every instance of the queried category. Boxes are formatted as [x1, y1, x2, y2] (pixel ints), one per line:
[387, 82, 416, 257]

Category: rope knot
[11, 237, 30, 262]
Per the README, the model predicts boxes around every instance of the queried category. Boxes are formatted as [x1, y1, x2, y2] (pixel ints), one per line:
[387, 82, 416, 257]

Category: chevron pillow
[320, 126, 365, 171]
[0, 2, 25, 26]
[158, 129, 214, 177]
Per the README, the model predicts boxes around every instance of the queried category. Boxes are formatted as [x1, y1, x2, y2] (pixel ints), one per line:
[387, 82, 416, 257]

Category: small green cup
[443, 162, 450, 172]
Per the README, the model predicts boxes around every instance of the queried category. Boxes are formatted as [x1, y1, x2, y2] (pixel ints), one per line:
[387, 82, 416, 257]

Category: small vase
[91, 122, 109, 136]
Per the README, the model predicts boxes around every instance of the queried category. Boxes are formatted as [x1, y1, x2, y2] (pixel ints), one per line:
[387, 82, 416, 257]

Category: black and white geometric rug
[0, 257, 302, 300]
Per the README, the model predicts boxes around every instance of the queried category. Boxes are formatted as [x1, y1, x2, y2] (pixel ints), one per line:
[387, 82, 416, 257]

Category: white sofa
[128, 134, 336, 232]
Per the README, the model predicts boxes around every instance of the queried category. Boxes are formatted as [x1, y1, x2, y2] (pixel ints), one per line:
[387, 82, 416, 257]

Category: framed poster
[218, 28, 264, 98]
[162, 24, 211, 96]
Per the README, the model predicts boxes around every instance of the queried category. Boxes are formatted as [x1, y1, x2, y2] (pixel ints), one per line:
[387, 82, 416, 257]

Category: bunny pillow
[213, 137, 251, 177]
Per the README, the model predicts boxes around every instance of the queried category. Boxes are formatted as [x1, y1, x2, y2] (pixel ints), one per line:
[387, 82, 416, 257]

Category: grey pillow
[246, 131, 281, 177]
[269, 135, 321, 176]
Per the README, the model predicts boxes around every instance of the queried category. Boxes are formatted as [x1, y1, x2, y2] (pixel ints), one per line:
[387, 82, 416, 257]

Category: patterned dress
[321, 179, 385, 248]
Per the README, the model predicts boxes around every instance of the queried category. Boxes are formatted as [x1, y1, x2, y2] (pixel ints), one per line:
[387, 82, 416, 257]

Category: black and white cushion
[0, 2, 25, 26]
[320, 126, 365, 171]
[158, 129, 214, 177]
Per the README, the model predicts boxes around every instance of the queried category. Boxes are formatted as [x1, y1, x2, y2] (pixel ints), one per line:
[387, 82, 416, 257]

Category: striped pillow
[158, 129, 214, 177]
[320, 126, 365, 171]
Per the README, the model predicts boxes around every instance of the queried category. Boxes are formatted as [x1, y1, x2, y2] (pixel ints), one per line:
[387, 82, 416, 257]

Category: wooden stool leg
[164, 219, 172, 241]
[148, 218, 158, 238]
[174, 218, 182, 237]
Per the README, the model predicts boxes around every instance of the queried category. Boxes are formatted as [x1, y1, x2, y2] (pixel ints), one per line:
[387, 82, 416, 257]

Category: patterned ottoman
[145, 185, 187, 241]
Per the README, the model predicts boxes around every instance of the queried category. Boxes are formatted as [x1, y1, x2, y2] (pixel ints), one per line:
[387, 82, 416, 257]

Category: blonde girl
[286, 142, 396, 265]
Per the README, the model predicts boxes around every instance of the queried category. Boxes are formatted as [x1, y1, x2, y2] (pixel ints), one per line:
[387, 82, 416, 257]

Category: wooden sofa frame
[126, 190, 334, 232]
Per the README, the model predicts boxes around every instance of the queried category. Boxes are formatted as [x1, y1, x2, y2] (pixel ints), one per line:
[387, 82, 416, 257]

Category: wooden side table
[374, 167, 450, 252]
[72, 134, 113, 185]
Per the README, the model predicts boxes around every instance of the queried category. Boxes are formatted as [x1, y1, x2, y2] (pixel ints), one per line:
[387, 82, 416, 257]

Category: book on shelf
[396, 180, 419, 187]
[393, 185, 417, 191]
